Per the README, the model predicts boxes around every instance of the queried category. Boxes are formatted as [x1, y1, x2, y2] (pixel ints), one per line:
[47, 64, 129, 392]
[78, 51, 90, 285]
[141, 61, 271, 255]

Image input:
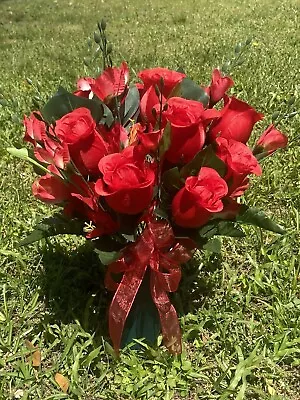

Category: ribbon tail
[150, 272, 182, 354]
[108, 264, 147, 354]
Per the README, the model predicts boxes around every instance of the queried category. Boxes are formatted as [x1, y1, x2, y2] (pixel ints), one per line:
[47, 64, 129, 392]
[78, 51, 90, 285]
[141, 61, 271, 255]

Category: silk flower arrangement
[8, 27, 288, 354]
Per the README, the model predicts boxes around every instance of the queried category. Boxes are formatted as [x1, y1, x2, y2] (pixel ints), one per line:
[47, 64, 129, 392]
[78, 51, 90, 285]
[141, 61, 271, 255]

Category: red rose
[172, 167, 228, 228]
[91, 62, 129, 103]
[138, 67, 186, 98]
[253, 124, 288, 158]
[207, 69, 234, 106]
[32, 173, 70, 204]
[95, 147, 156, 215]
[209, 96, 264, 143]
[215, 137, 262, 177]
[55, 107, 108, 176]
[140, 84, 167, 125]
[163, 97, 219, 164]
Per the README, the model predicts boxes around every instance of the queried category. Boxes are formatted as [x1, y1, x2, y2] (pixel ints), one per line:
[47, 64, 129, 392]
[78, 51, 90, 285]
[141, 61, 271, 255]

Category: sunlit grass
[0, 0, 299, 398]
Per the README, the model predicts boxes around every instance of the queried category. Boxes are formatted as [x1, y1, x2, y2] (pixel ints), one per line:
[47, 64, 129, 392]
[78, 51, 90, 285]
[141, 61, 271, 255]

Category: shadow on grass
[39, 241, 223, 338]
[39, 240, 112, 338]
[172, 253, 223, 316]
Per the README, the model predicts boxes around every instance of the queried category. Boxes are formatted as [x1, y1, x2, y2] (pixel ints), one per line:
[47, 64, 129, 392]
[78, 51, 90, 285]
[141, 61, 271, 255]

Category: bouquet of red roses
[8, 26, 288, 354]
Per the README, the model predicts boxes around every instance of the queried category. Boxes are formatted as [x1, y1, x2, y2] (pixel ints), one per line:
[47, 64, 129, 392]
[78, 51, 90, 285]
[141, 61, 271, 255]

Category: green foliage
[42, 87, 105, 124]
[237, 205, 285, 234]
[121, 85, 140, 127]
[174, 77, 210, 107]
[180, 145, 227, 179]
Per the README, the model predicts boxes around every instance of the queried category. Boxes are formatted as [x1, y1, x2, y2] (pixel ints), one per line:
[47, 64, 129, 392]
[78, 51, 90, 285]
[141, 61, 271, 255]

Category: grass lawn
[0, 0, 300, 398]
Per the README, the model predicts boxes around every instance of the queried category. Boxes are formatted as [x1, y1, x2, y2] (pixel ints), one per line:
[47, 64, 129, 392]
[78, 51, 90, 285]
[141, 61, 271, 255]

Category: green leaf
[19, 215, 84, 246]
[93, 235, 125, 252]
[176, 77, 210, 107]
[121, 270, 160, 349]
[180, 145, 226, 179]
[237, 205, 285, 234]
[154, 208, 169, 220]
[7, 147, 50, 175]
[42, 87, 104, 124]
[122, 85, 140, 127]
[159, 122, 171, 158]
[199, 220, 246, 239]
[95, 249, 120, 265]
[203, 238, 222, 253]
[162, 167, 183, 194]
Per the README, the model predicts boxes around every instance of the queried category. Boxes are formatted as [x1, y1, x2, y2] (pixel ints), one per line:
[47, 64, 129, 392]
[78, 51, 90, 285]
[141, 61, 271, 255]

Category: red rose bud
[163, 97, 207, 164]
[32, 173, 71, 204]
[138, 67, 186, 98]
[207, 69, 234, 106]
[215, 137, 262, 177]
[253, 124, 288, 159]
[55, 108, 108, 176]
[209, 96, 264, 143]
[140, 84, 167, 125]
[95, 146, 155, 215]
[23, 112, 46, 144]
[91, 61, 129, 103]
[172, 167, 228, 228]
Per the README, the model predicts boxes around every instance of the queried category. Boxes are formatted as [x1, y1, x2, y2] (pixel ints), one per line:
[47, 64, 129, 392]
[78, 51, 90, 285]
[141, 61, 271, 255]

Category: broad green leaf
[177, 77, 210, 107]
[159, 122, 171, 158]
[95, 249, 120, 265]
[93, 235, 126, 251]
[203, 238, 222, 253]
[19, 214, 84, 246]
[122, 85, 140, 126]
[237, 205, 285, 234]
[42, 87, 104, 124]
[180, 145, 226, 179]
[154, 208, 169, 220]
[199, 220, 246, 239]
[7, 147, 50, 175]
[162, 167, 183, 194]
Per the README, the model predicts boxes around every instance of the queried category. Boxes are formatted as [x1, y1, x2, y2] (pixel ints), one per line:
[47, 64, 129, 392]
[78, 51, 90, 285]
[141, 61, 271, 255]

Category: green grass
[0, 0, 300, 398]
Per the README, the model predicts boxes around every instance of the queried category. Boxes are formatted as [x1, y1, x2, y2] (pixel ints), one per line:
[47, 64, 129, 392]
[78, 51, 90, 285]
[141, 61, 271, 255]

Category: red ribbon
[105, 219, 191, 354]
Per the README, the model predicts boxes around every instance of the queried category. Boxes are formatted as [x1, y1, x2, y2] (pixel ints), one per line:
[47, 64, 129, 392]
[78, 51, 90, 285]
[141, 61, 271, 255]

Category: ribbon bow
[105, 218, 191, 354]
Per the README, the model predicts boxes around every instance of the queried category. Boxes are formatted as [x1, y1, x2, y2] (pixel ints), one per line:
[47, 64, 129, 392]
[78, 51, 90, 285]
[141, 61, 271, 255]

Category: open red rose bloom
[22, 62, 287, 354]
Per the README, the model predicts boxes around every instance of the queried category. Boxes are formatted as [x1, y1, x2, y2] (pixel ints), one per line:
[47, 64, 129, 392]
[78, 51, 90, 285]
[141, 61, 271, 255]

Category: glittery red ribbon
[105, 219, 191, 354]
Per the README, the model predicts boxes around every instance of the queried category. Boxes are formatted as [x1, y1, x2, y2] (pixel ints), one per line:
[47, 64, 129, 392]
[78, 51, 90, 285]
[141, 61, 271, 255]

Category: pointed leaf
[159, 123, 171, 158]
[199, 220, 246, 239]
[203, 238, 222, 253]
[95, 249, 120, 265]
[237, 205, 285, 234]
[42, 87, 104, 124]
[180, 145, 226, 179]
[7, 147, 50, 175]
[177, 77, 210, 107]
[162, 167, 184, 194]
[122, 85, 140, 127]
